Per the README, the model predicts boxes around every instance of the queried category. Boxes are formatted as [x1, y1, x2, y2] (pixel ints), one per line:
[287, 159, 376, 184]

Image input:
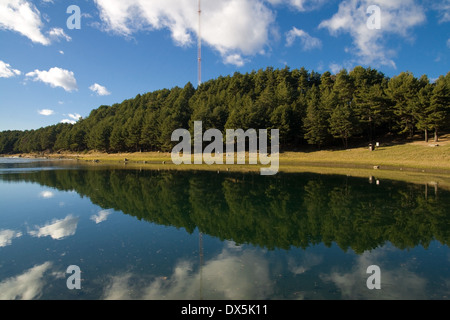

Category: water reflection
[288, 252, 323, 275]
[0, 229, 22, 247]
[90, 210, 113, 224]
[0, 262, 53, 300]
[1, 163, 449, 300]
[2, 168, 449, 253]
[28, 215, 79, 240]
[97, 243, 446, 300]
[103, 245, 273, 300]
[320, 250, 428, 300]
[39, 191, 55, 199]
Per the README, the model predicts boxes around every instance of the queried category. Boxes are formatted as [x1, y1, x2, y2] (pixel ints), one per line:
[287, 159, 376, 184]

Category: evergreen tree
[110, 126, 126, 152]
[329, 104, 356, 149]
[304, 85, 328, 147]
[415, 76, 434, 142]
[428, 74, 450, 142]
[0, 66, 448, 155]
[350, 66, 387, 142]
[125, 109, 144, 152]
[387, 72, 420, 138]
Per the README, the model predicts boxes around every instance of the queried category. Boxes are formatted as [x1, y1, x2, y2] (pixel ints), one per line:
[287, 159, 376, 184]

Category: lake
[0, 158, 449, 300]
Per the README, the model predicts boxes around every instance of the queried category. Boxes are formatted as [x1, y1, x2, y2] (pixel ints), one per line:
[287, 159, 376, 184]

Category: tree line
[1, 66, 449, 154]
[2, 168, 449, 253]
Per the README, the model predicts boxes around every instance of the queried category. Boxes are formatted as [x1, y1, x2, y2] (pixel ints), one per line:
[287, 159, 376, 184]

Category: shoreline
[2, 139, 450, 190]
[3, 137, 450, 172]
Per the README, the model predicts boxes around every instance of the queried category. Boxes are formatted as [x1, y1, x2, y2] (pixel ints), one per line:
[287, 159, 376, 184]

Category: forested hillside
[1, 66, 449, 154]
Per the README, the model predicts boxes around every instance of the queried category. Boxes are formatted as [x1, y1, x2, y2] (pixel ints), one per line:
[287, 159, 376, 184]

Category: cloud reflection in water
[102, 246, 274, 300]
[28, 215, 79, 240]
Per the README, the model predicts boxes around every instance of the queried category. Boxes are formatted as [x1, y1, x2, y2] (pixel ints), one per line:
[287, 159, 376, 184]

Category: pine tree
[304, 85, 328, 148]
[428, 74, 450, 142]
[329, 103, 356, 149]
[387, 72, 420, 138]
[415, 77, 434, 142]
[350, 66, 387, 142]
[110, 126, 126, 152]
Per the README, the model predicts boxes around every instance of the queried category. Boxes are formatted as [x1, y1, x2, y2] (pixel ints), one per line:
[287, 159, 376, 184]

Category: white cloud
[0, 262, 52, 300]
[433, 0, 450, 23]
[68, 113, 81, 121]
[60, 119, 76, 124]
[223, 54, 247, 67]
[0, 60, 21, 78]
[61, 113, 81, 124]
[286, 27, 322, 50]
[90, 209, 113, 224]
[28, 215, 79, 240]
[319, 0, 426, 68]
[48, 27, 71, 42]
[93, 0, 276, 66]
[0, 229, 23, 247]
[26, 67, 78, 92]
[0, 0, 50, 45]
[38, 109, 54, 116]
[89, 83, 111, 96]
[59, 50, 64, 55]
[329, 63, 343, 74]
[268, 0, 328, 12]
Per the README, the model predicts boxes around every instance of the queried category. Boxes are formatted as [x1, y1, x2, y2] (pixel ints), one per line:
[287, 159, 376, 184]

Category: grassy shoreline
[7, 135, 450, 169]
[3, 135, 450, 189]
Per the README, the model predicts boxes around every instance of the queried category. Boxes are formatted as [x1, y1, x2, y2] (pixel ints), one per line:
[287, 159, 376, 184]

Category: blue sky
[0, 0, 449, 131]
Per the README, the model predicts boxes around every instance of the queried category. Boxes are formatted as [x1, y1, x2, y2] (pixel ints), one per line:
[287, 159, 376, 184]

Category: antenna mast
[198, 0, 202, 86]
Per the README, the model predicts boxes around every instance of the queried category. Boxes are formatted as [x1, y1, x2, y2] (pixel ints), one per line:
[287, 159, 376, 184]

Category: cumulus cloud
[89, 83, 111, 96]
[28, 215, 79, 240]
[93, 0, 275, 66]
[319, 0, 426, 68]
[90, 210, 113, 224]
[0, 229, 23, 247]
[68, 113, 81, 120]
[0, 60, 21, 78]
[286, 27, 322, 50]
[0, 262, 52, 300]
[223, 54, 247, 67]
[60, 113, 81, 125]
[26, 67, 78, 92]
[60, 119, 76, 124]
[38, 109, 54, 116]
[0, 0, 50, 45]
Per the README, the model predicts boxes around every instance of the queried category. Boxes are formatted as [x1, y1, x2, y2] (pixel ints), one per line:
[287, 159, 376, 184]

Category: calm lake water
[0, 158, 449, 300]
